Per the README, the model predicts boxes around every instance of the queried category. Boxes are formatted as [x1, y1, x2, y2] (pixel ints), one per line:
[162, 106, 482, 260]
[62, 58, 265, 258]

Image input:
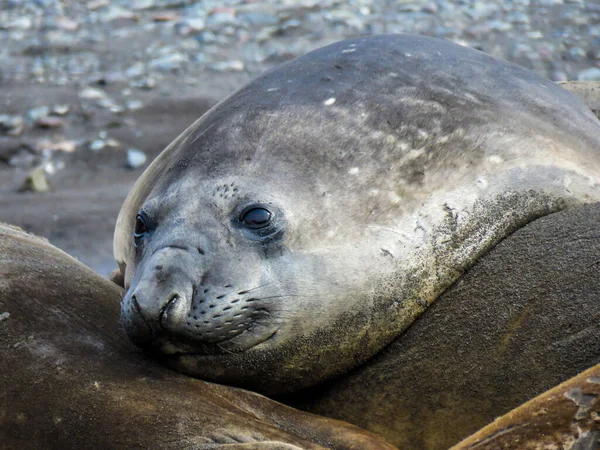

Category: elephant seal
[115, 34, 600, 395]
[0, 223, 394, 449]
[280, 202, 600, 448]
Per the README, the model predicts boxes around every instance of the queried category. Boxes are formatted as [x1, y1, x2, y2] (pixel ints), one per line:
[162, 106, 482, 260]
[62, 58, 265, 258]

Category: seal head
[116, 34, 600, 394]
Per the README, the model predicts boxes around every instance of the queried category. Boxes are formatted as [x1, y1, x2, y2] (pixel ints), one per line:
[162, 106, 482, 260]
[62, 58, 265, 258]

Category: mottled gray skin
[115, 34, 600, 394]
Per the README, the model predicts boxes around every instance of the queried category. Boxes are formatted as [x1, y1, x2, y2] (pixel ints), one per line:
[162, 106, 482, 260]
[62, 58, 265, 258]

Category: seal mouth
[156, 328, 280, 356]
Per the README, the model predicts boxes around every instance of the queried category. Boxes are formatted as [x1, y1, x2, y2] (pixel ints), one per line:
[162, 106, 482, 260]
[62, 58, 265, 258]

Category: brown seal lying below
[0, 223, 395, 450]
[451, 361, 600, 449]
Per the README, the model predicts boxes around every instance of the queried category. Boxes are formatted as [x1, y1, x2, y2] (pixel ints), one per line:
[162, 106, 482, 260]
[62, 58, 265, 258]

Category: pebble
[89, 139, 106, 151]
[9, 150, 37, 168]
[125, 62, 146, 78]
[126, 100, 144, 110]
[37, 139, 78, 153]
[51, 105, 70, 116]
[79, 87, 108, 100]
[26, 106, 50, 122]
[0, 115, 24, 136]
[127, 148, 147, 169]
[577, 67, 600, 81]
[148, 53, 188, 71]
[35, 116, 65, 129]
[19, 166, 50, 193]
[208, 60, 245, 72]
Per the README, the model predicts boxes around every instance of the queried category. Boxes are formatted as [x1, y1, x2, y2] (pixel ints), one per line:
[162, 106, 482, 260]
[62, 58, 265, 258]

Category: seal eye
[133, 214, 149, 247]
[240, 207, 272, 229]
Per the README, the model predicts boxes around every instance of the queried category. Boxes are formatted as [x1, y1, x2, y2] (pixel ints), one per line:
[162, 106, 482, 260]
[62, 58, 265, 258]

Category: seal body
[0, 223, 394, 450]
[280, 203, 600, 448]
[115, 34, 600, 394]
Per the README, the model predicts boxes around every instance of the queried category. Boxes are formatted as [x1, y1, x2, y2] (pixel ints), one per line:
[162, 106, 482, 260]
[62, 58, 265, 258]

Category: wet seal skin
[115, 34, 600, 396]
[0, 223, 395, 450]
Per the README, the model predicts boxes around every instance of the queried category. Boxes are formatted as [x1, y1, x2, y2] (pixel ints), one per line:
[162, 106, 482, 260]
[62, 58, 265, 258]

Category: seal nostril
[197, 247, 205, 255]
[131, 294, 142, 314]
[159, 295, 180, 328]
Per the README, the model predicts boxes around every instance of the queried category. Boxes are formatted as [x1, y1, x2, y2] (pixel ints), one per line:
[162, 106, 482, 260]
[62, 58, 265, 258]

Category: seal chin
[155, 328, 280, 356]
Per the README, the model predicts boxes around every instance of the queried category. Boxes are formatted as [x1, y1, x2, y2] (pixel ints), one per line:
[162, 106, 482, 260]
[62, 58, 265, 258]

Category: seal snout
[126, 287, 192, 341]
[160, 294, 188, 329]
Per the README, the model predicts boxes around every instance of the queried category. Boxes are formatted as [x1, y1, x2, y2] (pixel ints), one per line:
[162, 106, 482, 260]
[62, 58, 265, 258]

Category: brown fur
[0, 224, 394, 450]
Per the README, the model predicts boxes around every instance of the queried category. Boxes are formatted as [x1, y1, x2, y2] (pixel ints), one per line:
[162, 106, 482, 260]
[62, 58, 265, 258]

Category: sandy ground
[0, 73, 249, 275]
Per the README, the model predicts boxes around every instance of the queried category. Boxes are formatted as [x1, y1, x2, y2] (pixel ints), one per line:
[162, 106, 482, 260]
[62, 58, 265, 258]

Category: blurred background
[0, 0, 599, 275]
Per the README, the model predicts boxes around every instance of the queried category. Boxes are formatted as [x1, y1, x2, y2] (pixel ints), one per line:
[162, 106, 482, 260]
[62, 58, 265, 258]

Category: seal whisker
[237, 283, 274, 295]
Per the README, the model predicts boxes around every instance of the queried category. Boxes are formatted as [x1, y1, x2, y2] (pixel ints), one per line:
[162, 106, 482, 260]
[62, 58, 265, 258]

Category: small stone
[5, 17, 32, 30]
[109, 105, 125, 114]
[90, 140, 106, 151]
[422, 3, 438, 13]
[176, 18, 206, 36]
[488, 21, 512, 32]
[206, 8, 237, 27]
[0, 312, 9, 322]
[9, 150, 36, 168]
[134, 77, 157, 90]
[567, 47, 586, 61]
[255, 26, 279, 42]
[148, 53, 188, 72]
[102, 6, 138, 24]
[26, 106, 50, 122]
[87, 0, 109, 9]
[37, 139, 77, 153]
[79, 87, 107, 100]
[126, 100, 144, 110]
[195, 30, 218, 43]
[550, 70, 568, 82]
[152, 11, 180, 22]
[0, 115, 24, 136]
[506, 12, 529, 24]
[577, 67, 600, 81]
[127, 149, 147, 169]
[208, 60, 245, 72]
[35, 116, 64, 129]
[0, 138, 26, 161]
[130, 0, 154, 9]
[238, 11, 279, 27]
[125, 62, 145, 78]
[101, 71, 128, 84]
[19, 167, 49, 193]
[55, 17, 79, 31]
[51, 105, 70, 116]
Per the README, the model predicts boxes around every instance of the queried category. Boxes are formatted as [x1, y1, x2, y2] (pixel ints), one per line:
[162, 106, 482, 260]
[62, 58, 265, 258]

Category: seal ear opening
[109, 267, 125, 288]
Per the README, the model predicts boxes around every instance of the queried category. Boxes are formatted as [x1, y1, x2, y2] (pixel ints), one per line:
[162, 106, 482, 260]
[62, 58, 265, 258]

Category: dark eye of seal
[133, 213, 149, 247]
[240, 207, 272, 229]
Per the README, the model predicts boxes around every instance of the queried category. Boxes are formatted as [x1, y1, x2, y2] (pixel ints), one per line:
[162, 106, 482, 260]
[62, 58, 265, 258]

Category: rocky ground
[1, 0, 599, 275]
